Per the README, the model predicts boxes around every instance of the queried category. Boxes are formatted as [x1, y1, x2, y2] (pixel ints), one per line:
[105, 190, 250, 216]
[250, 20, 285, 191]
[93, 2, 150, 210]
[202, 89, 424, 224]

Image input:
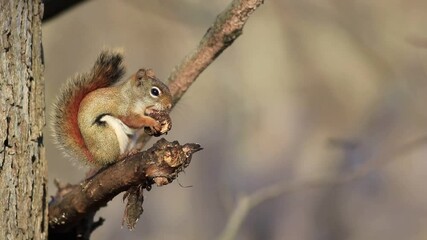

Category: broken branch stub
[122, 139, 203, 229]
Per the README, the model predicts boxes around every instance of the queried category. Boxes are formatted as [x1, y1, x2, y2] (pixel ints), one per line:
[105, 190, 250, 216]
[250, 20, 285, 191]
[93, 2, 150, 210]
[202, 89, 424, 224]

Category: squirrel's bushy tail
[52, 50, 125, 164]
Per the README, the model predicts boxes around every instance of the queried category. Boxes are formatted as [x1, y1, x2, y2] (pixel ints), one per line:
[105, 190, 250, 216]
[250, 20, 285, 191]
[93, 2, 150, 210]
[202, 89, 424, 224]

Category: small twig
[90, 217, 105, 233]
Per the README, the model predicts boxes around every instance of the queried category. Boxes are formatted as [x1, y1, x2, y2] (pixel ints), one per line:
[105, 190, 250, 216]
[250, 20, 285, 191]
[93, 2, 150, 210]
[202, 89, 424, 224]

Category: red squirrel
[52, 50, 172, 166]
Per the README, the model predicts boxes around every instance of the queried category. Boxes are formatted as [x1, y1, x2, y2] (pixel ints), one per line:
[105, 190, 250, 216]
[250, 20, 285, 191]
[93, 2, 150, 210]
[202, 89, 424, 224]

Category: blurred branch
[42, 0, 87, 22]
[217, 180, 336, 240]
[48, 139, 201, 238]
[217, 135, 427, 240]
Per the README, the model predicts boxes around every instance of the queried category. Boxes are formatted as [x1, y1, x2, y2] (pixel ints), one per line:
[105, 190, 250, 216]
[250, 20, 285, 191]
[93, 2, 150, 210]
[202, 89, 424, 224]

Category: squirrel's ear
[134, 68, 157, 86]
[134, 69, 145, 87]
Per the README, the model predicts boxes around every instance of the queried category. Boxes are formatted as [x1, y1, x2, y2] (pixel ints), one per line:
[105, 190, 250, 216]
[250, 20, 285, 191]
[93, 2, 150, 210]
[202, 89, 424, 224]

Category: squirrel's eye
[150, 87, 161, 98]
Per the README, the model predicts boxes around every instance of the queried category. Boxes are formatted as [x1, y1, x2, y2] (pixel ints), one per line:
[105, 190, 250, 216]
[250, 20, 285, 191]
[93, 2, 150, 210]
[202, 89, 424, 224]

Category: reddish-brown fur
[65, 81, 108, 163]
[53, 50, 125, 165]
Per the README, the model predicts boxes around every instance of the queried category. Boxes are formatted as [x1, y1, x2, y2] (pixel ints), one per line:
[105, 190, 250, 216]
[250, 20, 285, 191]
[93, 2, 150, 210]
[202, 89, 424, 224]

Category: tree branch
[42, 0, 87, 22]
[167, 0, 265, 104]
[48, 139, 201, 235]
[137, 0, 264, 146]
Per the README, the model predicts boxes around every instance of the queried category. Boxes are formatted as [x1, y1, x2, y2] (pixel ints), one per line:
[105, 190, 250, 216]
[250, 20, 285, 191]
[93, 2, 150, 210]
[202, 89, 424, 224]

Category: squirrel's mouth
[145, 104, 171, 114]
[144, 105, 156, 115]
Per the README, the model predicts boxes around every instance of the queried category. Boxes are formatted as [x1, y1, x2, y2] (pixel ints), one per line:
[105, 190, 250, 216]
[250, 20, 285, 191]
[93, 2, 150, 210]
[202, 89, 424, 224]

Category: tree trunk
[0, 0, 47, 239]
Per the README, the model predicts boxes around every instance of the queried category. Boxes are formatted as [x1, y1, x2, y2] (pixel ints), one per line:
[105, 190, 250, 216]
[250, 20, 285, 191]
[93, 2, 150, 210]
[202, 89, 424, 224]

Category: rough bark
[0, 0, 47, 239]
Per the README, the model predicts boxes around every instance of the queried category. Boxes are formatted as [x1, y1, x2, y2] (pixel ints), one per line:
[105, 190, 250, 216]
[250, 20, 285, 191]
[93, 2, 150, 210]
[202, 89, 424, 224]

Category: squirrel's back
[52, 50, 125, 164]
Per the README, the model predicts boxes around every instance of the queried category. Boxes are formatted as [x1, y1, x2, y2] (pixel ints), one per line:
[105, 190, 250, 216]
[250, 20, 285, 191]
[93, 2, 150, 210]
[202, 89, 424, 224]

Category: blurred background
[43, 0, 427, 239]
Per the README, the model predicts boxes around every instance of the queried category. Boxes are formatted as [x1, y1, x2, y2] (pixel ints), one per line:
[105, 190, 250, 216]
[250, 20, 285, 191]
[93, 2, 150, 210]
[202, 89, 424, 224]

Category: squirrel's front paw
[144, 110, 172, 136]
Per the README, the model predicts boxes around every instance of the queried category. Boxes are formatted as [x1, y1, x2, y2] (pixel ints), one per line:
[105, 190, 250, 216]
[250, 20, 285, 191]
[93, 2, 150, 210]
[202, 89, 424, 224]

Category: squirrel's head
[131, 68, 173, 113]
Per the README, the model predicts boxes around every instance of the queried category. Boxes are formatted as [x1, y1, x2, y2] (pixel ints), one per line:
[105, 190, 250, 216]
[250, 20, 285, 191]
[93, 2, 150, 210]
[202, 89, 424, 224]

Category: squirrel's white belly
[99, 115, 138, 154]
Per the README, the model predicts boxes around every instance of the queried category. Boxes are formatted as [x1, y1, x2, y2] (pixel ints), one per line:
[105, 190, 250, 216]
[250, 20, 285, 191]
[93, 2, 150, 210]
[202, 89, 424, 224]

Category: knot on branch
[144, 138, 202, 186]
